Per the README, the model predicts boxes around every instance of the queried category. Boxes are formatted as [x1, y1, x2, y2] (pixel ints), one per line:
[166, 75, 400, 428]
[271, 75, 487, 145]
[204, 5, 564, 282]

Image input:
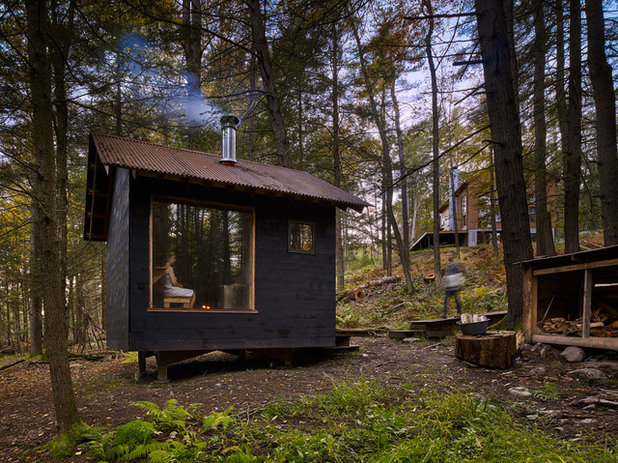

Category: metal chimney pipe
[220, 115, 239, 165]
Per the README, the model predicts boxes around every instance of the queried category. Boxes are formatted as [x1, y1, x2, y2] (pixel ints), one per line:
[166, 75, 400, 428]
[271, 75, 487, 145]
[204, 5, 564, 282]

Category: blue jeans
[443, 288, 462, 316]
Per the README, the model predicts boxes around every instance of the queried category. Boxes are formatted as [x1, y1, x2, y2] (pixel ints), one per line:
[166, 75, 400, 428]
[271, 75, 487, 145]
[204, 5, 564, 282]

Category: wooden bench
[163, 296, 191, 308]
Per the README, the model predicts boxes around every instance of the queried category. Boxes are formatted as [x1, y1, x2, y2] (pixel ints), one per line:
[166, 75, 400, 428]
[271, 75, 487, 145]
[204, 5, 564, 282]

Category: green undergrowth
[45, 421, 94, 458]
[337, 246, 509, 329]
[65, 381, 616, 462]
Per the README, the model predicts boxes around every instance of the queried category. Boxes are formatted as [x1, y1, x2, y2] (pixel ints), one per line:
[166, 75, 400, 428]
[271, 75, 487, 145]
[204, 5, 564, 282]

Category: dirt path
[1, 337, 616, 462]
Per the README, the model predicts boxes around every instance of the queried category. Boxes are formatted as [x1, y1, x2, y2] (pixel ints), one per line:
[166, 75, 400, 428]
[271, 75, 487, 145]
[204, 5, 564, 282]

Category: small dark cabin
[84, 121, 368, 379]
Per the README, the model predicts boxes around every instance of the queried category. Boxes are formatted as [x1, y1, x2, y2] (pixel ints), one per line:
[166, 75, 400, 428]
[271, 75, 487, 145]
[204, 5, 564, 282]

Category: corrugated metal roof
[516, 244, 618, 269]
[90, 133, 369, 211]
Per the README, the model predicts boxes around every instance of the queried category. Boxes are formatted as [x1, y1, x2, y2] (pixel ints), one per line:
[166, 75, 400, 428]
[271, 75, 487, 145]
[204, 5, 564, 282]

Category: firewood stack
[538, 308, 618, 337]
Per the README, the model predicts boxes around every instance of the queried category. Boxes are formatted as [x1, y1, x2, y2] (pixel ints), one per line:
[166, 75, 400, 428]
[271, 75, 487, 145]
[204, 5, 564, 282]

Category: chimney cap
[220, 115, 239, 127]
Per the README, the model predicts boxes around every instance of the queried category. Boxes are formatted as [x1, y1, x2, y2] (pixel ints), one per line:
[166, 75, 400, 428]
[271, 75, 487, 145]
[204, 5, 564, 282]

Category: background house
[412, 168, 558, 251]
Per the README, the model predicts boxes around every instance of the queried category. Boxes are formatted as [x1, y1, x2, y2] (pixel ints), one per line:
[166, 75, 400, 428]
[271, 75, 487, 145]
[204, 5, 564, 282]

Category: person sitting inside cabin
[162, 252, 196, 308]
[441, 252, 465, 319]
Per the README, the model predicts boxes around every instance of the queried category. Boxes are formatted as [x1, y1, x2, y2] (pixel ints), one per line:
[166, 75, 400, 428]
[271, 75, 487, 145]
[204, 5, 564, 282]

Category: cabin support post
[138, 351, 147, 377]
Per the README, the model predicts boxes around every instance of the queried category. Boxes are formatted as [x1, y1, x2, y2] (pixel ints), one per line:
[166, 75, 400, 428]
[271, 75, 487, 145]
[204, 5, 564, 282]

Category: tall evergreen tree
[26, 0, 82, 433]
[532, 0, 555, 256]
[475, 0, 533, 327]
[585, 0, 618, 246]
[563, 0, 582, 253]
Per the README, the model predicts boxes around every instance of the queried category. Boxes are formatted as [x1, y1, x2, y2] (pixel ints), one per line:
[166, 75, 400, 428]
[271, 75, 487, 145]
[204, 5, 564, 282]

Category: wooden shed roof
[84, 133, 369, 241]
[517, 245, 618, 272]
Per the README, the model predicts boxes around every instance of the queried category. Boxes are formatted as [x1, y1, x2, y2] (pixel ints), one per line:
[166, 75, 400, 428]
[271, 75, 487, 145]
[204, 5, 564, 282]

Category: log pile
[538, 308, 618, 337]
[337, 275, 402, 302]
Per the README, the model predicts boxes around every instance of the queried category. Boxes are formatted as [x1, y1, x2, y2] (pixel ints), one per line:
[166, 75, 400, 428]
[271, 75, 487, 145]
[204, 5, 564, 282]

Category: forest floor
[1, 335, 617, 462]
[1, 243, 617, 461]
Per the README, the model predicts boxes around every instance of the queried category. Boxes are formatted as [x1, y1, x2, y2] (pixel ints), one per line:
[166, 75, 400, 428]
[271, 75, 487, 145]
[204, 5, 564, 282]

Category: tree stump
[455, 330, 516, 369]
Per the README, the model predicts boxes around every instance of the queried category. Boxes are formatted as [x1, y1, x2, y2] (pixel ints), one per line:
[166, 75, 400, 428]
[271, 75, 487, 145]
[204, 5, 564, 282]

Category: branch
[391, 125, 490, 188]
[403, 12, 478, 20]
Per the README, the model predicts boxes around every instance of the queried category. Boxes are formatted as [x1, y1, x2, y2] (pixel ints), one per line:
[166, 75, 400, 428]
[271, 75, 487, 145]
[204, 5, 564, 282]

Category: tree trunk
[182, 0, 202, 149]
[563, 0, 582, 253]
[475, 0, 533, 328]
[489, 159, 499, 255]
[75, 275, 85, 348]
[424, 0, 442, 286]
[114, 11, 123, 137]
[503, 0, 519, 115]
[450, 166, 460, 257]
[555, 0, 569, 165]
[350, 18, 413, 292]
[50, 0, 74, 338]
[532, 0, 555, 256]
[585, 0, 618, 246]
[5, 284, 11, 348]
[390, 82, 410, 255]
[26, 0, 82, 433]
[296, 90, 303, 167]
[29, 206, 43, 355]
[247, 0, 292, 167]
[331, 23, 345, 292]
[246, 50, 256, 160]
[101, 248, 106, 330]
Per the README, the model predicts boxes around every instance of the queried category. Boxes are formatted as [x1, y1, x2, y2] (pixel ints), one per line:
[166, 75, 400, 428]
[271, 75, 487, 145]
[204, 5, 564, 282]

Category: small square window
[289, 221, 315, 253]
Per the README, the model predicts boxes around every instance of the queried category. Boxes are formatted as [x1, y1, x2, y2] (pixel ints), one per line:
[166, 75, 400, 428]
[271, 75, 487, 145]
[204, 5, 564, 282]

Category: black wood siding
[105, 168, 130, 349]
[126, 177, 336, 351]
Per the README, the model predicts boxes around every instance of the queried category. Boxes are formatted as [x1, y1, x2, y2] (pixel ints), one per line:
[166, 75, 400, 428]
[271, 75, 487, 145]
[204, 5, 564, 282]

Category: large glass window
[150, 199, 253, 311]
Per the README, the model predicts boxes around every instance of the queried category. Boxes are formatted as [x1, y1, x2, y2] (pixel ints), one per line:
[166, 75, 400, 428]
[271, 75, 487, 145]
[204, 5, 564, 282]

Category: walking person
[441, 252, 465, 318]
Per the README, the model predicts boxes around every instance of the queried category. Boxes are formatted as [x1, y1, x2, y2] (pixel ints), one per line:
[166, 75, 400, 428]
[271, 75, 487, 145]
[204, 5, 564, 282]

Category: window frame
[460, 194, 467, 227]
[148, 195, 256, 313]
[287, 220, 316, 254]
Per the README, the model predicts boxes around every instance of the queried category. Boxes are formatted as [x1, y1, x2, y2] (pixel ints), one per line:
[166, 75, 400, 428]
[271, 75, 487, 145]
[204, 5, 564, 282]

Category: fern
[126, 441, 169, 460]
[133, 399, 194, 432]
[202, 406, 234, 432]
[121, 352, 139, 364]
[219, 450, 262, 462]
[147, 449, 175, 463]
[113, 420, 156, 446]
[87, 419, 157, 462]
[147, 441, 195, 463]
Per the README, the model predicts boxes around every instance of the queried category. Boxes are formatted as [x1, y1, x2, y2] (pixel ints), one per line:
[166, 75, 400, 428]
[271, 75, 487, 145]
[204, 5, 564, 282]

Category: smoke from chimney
[220, 115, 239, 165]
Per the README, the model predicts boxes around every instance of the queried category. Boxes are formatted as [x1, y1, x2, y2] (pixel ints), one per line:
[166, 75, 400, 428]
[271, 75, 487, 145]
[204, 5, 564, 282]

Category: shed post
[582, 269, 592, 338]
[523, 265, 537, 342]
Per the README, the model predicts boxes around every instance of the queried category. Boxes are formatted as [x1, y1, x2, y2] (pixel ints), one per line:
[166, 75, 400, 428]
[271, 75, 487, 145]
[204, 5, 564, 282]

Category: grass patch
[73, 380, 617, 462]
[44, 421, 94, 459]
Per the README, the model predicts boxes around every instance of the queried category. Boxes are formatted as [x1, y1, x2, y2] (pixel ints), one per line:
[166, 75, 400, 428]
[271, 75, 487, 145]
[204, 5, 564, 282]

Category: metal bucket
[457, 320, 489, 336]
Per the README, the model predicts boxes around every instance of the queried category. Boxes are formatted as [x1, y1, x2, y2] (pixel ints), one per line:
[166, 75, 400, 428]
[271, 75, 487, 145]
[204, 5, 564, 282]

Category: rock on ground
[566, 368, 608, 380]
[561, 346, 586, 363]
